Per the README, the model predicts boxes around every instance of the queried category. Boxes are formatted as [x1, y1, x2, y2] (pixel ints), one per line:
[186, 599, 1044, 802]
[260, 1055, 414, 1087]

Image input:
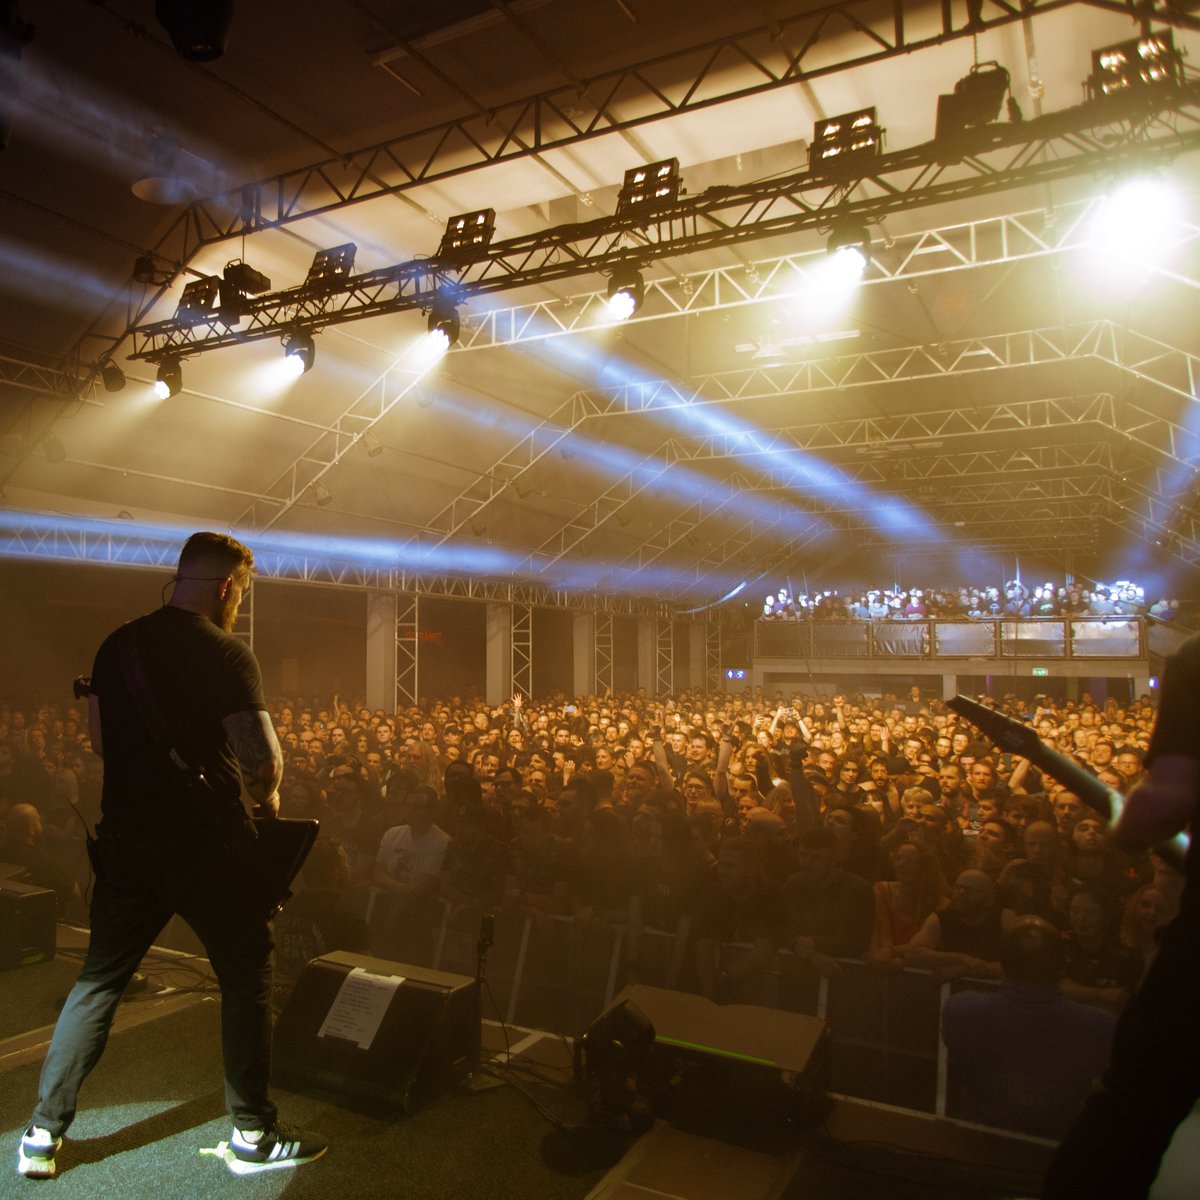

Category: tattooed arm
[222, 709, 284, 816]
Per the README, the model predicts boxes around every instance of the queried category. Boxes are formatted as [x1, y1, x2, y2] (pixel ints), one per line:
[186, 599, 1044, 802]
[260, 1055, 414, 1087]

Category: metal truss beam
[418, 323, 1200, 584]
[230, 578, 253, 649]
[1104, 505, 1200, 569]
[127, 82, 1200, 362]
[595, 611, 614, 696]
[582, 339, 1200, 588]
[677, 484, 1117, 597]
[396, 593, 419, 708]
[605, 463, 1113, 595]
[1108, 472, 1200, 544]
[716, 438, 1118, 487]
[415, 348, 1101, 570]
[706, 617, 723, 693]
[615, 324, 1200, 423]
[68, 0, 1161, 397]
[0, 516, 675, 615]
[455, 203, 1196, 353]
[512, 603, 533, 700]
[518, 385, 1183, 584]
[0, 352, 80, 401]
[234, 352, 435, 532]
[656, 618, 674, 697]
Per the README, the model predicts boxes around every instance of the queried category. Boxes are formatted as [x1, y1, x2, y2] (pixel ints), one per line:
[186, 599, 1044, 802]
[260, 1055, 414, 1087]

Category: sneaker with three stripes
[228, 1122, 327, 1173]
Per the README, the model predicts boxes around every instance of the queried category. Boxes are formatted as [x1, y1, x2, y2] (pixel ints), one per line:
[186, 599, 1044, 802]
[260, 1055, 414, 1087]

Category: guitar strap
[112, 621, 257, 858]
[114, 622, 210, 790]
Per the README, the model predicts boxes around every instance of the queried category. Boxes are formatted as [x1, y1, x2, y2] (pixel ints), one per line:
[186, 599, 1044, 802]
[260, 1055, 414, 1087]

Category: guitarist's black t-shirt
[91, 605, 266, 832]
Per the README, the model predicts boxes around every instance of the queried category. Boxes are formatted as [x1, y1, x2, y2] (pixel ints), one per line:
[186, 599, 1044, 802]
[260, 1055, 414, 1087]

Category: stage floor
[0, 927, 1135, 1200]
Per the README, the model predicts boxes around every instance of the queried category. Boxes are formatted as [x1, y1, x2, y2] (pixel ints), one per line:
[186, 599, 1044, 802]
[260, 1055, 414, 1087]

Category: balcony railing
[754, 617, 1145, 661]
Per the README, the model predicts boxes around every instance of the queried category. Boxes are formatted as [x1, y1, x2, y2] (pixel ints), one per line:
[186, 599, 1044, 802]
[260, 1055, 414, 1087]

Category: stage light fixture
[100, 360, 126, 393]
[218, 259, 271, 326]
[617, 158, 681, 215]
[427, 296, 460, 350]
[282, 331, 316, 376]
[174, 275, 219, 326]
[155, 0, 235, 61]
[363, 432, 384, 458]
[133, 254, 161, 285]
[312, 480, 333, 507]
[935, 62, 1014, 140]
[826, 224, 871, 281]
[304, 243, 357, 290]
[1088, 31, 1180, 100]
[810, 108, 883, 176]
[438, 209, 496, 259]
[154, 357, 182, 400]
[606, 265, 644, 320]
[223, 259, 271, 297]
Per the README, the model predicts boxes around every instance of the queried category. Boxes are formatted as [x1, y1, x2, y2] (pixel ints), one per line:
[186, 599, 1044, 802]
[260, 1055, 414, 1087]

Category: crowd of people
[0, 681, 1181, 1135]
[760, 579, 1188, 623]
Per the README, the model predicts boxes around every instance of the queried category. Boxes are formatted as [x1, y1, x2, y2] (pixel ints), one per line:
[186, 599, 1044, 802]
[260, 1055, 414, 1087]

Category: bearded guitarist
[19, 532, 326, 1178]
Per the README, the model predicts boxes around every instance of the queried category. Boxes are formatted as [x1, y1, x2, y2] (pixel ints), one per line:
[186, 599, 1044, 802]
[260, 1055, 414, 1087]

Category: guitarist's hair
[178, 531, 254, 578]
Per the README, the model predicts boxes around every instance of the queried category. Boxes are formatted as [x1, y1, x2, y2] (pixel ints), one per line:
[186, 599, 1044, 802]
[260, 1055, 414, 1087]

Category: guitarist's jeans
[30, 822, 277, 1138]
[1044, 896, 1200, 1199]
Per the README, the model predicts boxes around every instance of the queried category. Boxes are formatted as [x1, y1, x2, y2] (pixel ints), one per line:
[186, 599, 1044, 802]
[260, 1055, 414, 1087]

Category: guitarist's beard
[217, 589, 241, 632]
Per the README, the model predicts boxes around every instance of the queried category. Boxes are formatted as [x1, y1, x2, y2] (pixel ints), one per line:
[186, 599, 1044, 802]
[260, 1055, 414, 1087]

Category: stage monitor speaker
[581, 984, 830, 1135]
[274, 951, 479, 1113]
[0, 877, 56, 971]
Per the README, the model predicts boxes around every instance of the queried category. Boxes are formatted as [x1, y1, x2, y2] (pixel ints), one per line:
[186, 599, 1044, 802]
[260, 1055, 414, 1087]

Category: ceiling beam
[380, 326, 1200, 572]
[0, 353, 80, 401]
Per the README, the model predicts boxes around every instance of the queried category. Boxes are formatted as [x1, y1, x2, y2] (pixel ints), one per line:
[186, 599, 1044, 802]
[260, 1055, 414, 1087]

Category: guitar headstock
[946, 694, 1041, 757]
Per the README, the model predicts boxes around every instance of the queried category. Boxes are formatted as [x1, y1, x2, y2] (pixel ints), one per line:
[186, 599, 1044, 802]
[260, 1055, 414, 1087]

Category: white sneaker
[227, 1122, 327, 1173]
[17, 1126, 62, 1178]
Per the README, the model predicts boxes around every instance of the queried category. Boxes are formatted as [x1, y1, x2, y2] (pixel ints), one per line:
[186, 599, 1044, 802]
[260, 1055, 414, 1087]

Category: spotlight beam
[406, 318, 1200, 560]
[0, 510, 747, 605]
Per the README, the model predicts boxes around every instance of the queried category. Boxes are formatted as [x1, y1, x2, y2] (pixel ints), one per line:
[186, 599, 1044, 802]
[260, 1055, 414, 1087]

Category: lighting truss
[45, 0, 1198, 421]
[53, 0, 1084, 407]
[127, 80, 1200, 362]
[0, 351, 79, 399]
[606, 470, 1118, 591]
[448, 201, 1164, 352]
[133, 1, 1135, 267]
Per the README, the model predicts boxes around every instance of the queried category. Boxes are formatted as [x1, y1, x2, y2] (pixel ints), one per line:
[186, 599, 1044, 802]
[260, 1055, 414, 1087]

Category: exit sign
[1032, 667, 1049, 676]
